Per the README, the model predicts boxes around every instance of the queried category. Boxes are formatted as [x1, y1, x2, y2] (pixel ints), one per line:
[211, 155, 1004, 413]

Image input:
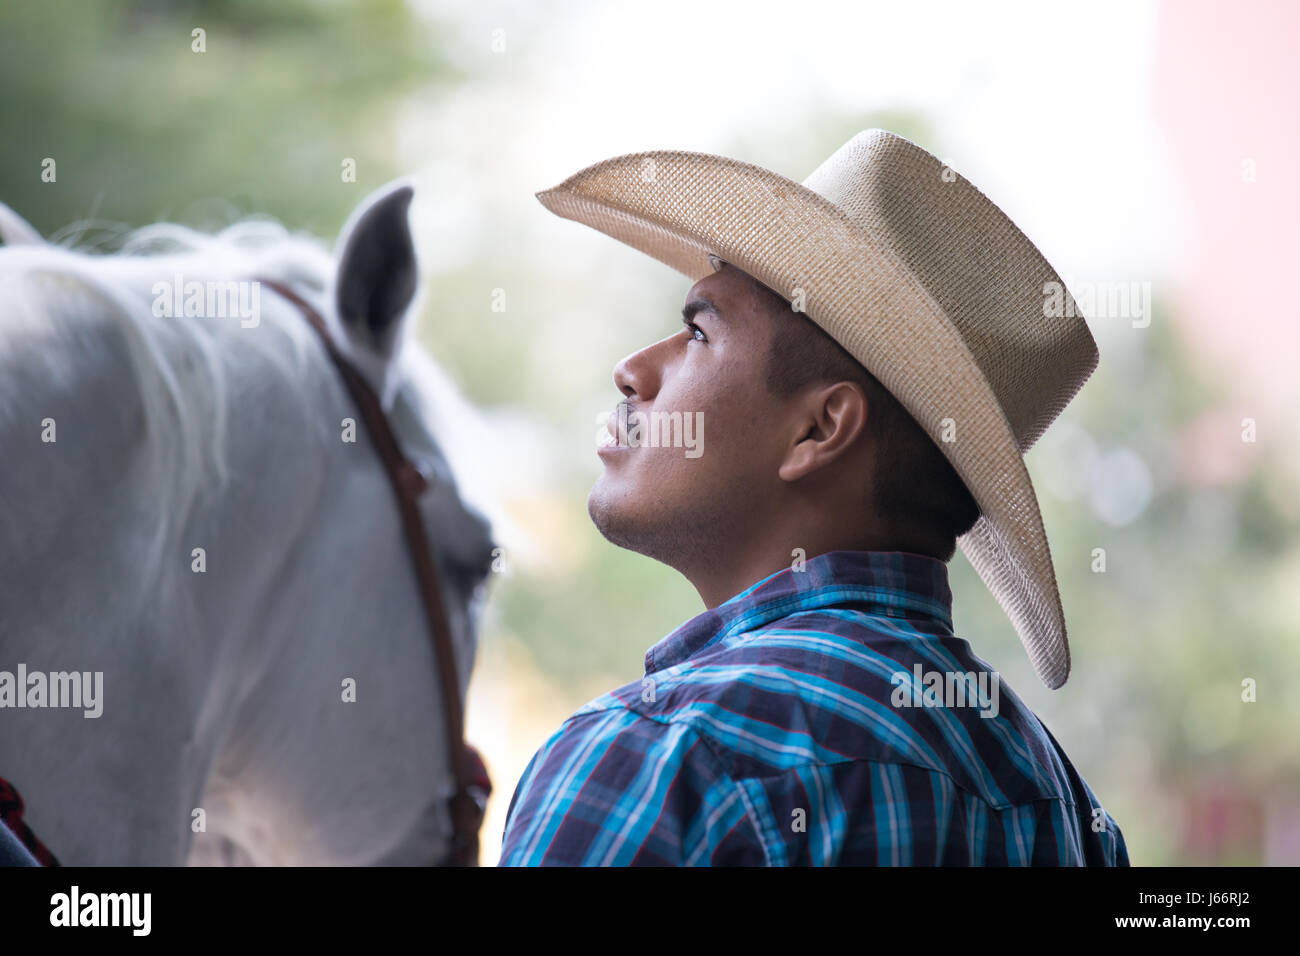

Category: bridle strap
[256, 277, 486, 865]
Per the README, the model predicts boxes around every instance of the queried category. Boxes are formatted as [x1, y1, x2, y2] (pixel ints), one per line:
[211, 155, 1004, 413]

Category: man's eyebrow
[682, 297, 722, 324]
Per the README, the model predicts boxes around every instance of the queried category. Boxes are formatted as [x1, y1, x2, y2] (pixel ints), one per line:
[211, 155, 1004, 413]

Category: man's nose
[612, 332, 677, 400]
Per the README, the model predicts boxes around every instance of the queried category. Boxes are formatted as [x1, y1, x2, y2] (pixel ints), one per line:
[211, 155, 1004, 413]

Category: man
[499, 129, 1128, 866]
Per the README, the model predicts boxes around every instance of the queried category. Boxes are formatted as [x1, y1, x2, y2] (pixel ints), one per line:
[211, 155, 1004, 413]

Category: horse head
[0, 182, 497, 865]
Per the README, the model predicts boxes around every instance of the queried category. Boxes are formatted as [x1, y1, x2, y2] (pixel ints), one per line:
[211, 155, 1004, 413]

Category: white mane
[0, 221, 341, 581]
[0, 214, 515, 588]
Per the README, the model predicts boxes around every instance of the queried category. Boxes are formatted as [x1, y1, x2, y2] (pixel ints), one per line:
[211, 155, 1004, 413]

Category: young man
[499, 129, 1129, 866]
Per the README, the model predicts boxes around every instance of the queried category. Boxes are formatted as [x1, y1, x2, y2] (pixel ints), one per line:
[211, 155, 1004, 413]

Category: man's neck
[685, 526, 903, 609]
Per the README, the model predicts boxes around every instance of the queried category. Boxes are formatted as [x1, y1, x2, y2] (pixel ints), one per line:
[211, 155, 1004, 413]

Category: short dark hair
[761, 295, 981, 562]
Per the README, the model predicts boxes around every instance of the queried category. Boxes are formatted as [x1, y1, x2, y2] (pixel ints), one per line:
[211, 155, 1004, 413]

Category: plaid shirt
[499, 550, 1129, 866]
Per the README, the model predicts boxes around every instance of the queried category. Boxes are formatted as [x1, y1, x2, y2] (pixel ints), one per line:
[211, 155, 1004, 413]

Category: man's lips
[599, 403, 632, 454]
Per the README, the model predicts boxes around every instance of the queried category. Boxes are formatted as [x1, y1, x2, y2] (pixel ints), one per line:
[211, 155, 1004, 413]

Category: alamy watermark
[0, 663, 103, 718]
[1043, 277, 1151, 328]
[597, 405, 704, 458]
[50, 886, 150, 936]
[890, 663, 1000, 719]
[152, 273, 261, 328]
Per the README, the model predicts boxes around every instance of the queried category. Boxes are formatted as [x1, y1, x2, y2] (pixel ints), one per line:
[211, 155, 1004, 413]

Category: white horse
[0, 182, 497, 865]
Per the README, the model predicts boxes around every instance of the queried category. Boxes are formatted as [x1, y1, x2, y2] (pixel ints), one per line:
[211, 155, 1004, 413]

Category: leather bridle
[256, 277, 489, 867]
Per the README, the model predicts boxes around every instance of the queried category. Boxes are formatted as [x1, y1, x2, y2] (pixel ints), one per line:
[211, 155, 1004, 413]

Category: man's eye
[685, 321, 707, 343]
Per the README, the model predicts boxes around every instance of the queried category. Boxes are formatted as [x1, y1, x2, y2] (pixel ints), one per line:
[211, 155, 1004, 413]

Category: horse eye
[476, 545, 500, 580]
[446, 547, 495, 590]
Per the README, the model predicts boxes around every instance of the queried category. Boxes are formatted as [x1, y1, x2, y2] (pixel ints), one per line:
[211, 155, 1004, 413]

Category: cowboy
[499, 129, 1129, 866]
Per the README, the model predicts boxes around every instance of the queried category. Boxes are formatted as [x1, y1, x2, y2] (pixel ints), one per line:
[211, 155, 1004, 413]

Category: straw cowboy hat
[535, 128, 1097, 690]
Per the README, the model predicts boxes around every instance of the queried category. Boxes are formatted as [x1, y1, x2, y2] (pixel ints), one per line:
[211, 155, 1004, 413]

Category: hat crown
[801, 130, 1098, 453]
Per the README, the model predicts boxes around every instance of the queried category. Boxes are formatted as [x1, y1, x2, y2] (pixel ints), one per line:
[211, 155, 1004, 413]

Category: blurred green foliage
[0, 0, 444, 237]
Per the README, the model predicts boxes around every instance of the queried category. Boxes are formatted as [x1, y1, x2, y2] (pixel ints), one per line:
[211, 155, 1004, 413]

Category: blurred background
[3, 0, 1297, 865]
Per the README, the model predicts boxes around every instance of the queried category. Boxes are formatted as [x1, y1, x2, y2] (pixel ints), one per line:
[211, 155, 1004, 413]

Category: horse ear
[0, 203, 44, 245]
[334, 180, 418, 360]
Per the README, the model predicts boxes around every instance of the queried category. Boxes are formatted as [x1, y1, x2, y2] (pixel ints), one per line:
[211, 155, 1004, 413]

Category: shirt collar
[644, 550, 955, 674]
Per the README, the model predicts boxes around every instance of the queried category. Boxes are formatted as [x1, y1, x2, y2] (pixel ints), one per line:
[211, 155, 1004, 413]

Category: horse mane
[0, 210, 515, 590]
[0, 218, 340, 576]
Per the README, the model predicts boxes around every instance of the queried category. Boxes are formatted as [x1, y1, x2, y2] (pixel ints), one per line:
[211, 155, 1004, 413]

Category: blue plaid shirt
[499, 550, 1129, 866]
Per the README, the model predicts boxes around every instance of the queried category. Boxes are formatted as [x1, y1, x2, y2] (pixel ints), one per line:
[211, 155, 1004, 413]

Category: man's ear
[777, 381, 870, 482]
[334, 179, 418, 362]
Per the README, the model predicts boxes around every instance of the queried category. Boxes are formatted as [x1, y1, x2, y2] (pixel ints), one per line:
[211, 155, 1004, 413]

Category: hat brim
[537, 148, 1071, 689]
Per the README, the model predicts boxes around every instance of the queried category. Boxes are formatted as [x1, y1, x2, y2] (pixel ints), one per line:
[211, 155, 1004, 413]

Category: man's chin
[587, 467, 702, 567]
[587, 483, 625, 544]
[587, 482, 652, 555]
